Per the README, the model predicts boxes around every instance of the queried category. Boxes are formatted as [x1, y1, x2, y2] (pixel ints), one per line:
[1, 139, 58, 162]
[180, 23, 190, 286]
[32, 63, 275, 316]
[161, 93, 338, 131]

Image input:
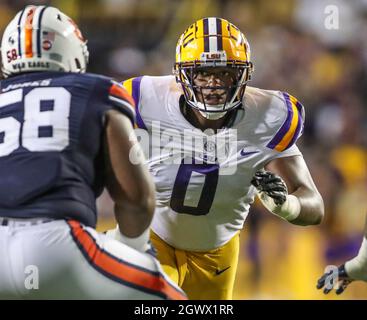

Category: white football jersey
[123, 76, 304, 251]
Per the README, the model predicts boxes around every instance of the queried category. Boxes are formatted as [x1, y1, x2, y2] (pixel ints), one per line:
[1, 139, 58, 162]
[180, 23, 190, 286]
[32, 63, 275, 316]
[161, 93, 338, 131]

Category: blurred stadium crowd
[1, 0, 366, 299]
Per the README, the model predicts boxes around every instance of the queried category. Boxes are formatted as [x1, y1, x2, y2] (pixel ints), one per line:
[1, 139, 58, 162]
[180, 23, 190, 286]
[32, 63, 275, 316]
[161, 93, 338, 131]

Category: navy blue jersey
[0, 72, 135, 227]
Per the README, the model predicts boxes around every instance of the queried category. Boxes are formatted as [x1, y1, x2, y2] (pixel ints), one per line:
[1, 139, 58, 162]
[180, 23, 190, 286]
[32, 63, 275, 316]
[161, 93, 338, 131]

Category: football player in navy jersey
[0, 5, 186, 300]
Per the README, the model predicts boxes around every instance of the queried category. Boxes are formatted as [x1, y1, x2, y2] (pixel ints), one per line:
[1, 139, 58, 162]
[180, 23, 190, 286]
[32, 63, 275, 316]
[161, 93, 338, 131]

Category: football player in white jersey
[117, 17, 324, 299]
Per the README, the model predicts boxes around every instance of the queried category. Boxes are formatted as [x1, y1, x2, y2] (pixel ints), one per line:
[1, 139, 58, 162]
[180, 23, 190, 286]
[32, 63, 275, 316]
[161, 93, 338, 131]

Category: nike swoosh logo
[215, 266, 231, 275]
[240, 149, 260, 157]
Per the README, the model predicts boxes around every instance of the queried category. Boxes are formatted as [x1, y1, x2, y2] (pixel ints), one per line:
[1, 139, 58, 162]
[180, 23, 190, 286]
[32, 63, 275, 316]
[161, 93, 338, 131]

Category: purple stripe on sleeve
[283, 98, 304, 150]
[284, 111, 302, 150]
[266, 92, 294, 149]
[296, 100, 305, 136]
[132, 77, 147, 130]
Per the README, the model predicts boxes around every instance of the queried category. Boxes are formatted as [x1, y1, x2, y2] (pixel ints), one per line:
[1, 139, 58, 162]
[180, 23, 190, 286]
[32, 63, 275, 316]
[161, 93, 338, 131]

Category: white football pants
[0, 218, 186, 300]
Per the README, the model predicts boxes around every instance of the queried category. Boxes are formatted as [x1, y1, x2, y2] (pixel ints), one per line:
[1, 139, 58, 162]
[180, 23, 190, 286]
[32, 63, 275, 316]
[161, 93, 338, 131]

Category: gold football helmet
[174, 17, 253, 119]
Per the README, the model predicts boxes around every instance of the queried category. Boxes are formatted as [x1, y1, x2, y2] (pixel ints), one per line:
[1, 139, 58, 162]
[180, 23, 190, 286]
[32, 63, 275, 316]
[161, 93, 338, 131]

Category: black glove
[316, 264, 354, 295]
[251, 170, 288, 206]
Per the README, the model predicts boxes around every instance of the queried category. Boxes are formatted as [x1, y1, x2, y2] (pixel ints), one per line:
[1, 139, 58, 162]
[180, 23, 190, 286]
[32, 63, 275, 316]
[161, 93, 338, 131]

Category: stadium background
[1, 0, 366, 299]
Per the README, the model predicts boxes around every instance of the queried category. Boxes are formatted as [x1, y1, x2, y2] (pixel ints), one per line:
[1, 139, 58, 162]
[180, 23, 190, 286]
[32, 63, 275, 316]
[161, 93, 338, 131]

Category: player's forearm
[261, 155, 324, 226]
[105, 194, 155, 253]
[254, 169, 324, 226]
[114, 191, 155, 238]
[288, 187, 324, 226]
[104, 109, 156, 237]
[345, 236, 367, 281]
[343, 216, 367, 281]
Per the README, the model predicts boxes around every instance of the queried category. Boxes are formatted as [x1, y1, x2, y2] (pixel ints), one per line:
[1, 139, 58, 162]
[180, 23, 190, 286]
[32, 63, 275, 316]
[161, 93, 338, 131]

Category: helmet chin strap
[197, 102, 227, 120]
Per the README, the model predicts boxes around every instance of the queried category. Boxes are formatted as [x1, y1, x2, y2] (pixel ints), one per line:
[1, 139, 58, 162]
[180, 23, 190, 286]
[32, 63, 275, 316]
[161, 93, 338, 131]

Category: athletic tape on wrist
[106, 225, 150, 252]
[345, 237, 367, 281]
[259, 193, 301, 222]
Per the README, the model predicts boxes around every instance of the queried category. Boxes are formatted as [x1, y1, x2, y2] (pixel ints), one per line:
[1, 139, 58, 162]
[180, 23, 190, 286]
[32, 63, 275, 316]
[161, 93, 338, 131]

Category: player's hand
[316, 264, 354, 295]
[105, 226, 155, 256]
[251, 170, 288, 206]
